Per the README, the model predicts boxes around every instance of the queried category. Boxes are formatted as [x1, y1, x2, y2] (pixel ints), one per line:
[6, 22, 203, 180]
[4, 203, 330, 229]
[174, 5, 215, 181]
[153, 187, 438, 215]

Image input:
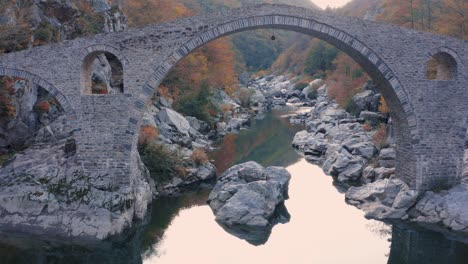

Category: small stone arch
[426, 47, 462, 80]
[0, 67, 76, 119]
[80, 44, 128, 94]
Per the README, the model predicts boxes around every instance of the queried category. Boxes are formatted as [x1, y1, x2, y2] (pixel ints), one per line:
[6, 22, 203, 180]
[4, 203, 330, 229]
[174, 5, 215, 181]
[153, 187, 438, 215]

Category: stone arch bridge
[0, 4, 466, 191]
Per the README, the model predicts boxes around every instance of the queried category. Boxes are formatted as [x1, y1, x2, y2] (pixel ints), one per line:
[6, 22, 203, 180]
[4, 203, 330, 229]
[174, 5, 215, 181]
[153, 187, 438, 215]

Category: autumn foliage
[0, 77, 16, 120]
[34, 101, 50, 114]
[326, 54, 369, 108]
[190, 148, 210, 165]
[375, 0, 467, 40]
[138, 125, 159, 146]
[372, 123, 388, 149]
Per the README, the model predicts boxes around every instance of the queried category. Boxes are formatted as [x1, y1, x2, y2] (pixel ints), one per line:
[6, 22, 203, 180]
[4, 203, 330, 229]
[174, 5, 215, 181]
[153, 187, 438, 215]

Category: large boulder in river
[207, 161, 291, 245]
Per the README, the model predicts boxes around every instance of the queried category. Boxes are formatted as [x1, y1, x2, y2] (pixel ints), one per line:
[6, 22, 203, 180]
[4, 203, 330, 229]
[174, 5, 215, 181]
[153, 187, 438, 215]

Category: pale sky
[311, 0, 352, 9]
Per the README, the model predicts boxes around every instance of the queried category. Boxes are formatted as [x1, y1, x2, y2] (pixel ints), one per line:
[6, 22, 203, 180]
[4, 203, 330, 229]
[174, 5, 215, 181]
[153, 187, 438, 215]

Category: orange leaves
[162, 38, 237, 102]
[34, 101, 50, 114]
[378, 96, 390, 114]
[121, 0, 191, 26]
[138, 125, 159, 146]
[326, 53, 369, 108]
[373, 123, 388, 149]
[190, 148, 210, 165]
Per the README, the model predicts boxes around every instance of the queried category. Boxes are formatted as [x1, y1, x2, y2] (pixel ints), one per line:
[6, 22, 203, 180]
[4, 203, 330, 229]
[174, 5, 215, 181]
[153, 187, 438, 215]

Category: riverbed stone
[207, 162, 290, 244]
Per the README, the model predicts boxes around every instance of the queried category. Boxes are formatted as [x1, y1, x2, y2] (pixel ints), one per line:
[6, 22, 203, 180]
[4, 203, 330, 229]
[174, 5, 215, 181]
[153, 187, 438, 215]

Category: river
[1, 106, 467, 263]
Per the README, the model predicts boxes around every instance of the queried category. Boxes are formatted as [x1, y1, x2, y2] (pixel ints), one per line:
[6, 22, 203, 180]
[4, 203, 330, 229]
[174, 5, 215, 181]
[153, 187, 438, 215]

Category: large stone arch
[0, 67, 76, 119]
[129, 14, 419, 187]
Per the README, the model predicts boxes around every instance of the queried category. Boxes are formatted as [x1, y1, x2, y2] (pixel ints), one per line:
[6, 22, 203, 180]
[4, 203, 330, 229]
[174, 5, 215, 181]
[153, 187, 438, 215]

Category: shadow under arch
[132, 12, 419, 187]
[0, 67, 76, 119]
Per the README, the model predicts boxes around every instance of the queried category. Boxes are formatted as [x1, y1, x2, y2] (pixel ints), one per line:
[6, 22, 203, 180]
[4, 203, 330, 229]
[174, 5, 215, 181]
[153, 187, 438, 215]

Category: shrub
[362, 122, 372, 132]
[91, 82, 108, 94]
[34, 23, 56, 44]
[345, 99, 360, 116]
[190, 148, 209, 165]
[294, 82, 308, 91]
[372, 123, 388, 149]
[138, 126, 159, 146]
[175, 81, 216, 123]
[236, 87, 254, 108]
[34, 101, 50, 114]
[140, 143, 179, 182]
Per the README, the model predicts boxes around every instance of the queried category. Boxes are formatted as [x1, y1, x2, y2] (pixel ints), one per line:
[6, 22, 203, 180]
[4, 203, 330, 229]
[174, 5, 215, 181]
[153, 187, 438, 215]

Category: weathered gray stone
[207, 162, 290, 244]
[157, 107, 191, 135]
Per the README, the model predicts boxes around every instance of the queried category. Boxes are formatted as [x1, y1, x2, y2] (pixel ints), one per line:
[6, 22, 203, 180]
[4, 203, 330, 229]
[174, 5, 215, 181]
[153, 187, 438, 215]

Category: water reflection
[210, 106, 303, 172]
[217, 202, 291, 246]
[388, 225, 468, 264]
[0, 107, 467, 263]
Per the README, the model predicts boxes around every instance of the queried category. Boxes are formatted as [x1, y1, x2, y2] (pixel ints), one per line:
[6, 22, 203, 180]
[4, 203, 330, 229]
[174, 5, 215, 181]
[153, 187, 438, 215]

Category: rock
[379, 148, 396, 160]
[91, 0, 111, 12]
[159, 97, 173, 108]
[207, 162, 291, 245]
[374, 167, 395, 180]
[412, 185, 468, 234]
[320, 108, 349, 122]
[378, 148, 396, 168]
[0, 129, 152, 241]
[351, 90, 380, 113]
[362, 166, 376, 183]
[226, 118, 250, 132]
[157, 107, 191, 135]
[345, 179, 417, 220]
[359, 111, 386, 125]
[196, 163, 216, 181]
[249, 90, 266, 107]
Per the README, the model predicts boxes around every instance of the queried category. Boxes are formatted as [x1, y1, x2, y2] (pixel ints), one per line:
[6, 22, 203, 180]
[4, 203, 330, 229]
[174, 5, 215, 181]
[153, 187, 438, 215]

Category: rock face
[346, 179, 418, 220]
[411, 184, 468, 233]
[207, 162, 291, 245]
[0, 118, 152, 241]
[157, 107, 191, 135]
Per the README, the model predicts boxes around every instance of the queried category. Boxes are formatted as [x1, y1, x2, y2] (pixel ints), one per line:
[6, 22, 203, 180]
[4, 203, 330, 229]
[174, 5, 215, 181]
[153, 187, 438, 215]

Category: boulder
[157, 107, 191, 135]
[379, 148, 396, 168]
[207, 162, 291, 245]
[359, 111, 386, 125]
[351, 90, 380, 113]
[412, 184, 468, 233]
[345, 179, 418, 220]
[249, 90, 266, 107]
[226, 118, 250, 132]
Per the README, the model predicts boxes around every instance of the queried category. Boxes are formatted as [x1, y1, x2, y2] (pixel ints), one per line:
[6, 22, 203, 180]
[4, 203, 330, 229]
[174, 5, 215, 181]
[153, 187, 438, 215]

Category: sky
[311, 0, 352, 9]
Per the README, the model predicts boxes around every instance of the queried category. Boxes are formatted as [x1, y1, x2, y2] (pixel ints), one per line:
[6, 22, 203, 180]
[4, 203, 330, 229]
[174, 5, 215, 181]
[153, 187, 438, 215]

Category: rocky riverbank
[248, 74, 468, 238]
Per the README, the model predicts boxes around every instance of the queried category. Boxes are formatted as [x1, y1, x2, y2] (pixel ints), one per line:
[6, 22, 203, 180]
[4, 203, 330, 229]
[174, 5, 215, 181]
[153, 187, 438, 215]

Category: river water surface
[1, 106, 467, 264]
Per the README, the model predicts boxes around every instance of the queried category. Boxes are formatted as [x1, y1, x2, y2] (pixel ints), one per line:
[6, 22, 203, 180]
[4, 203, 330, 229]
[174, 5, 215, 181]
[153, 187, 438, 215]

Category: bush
[175, 82, 217, 123]
[237, 87, 254, 108]
[138, 126, 159, 146]
[345, 99, 360, 116]
[91, 81, 108, 94]
[294, 82, 308, 91]
[34, 101, 50, 114]
[140, 143, 180, 182]
[34, 23, 56, 43]
[372, 124, 388, 149]
[190, 148, 209, 165]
